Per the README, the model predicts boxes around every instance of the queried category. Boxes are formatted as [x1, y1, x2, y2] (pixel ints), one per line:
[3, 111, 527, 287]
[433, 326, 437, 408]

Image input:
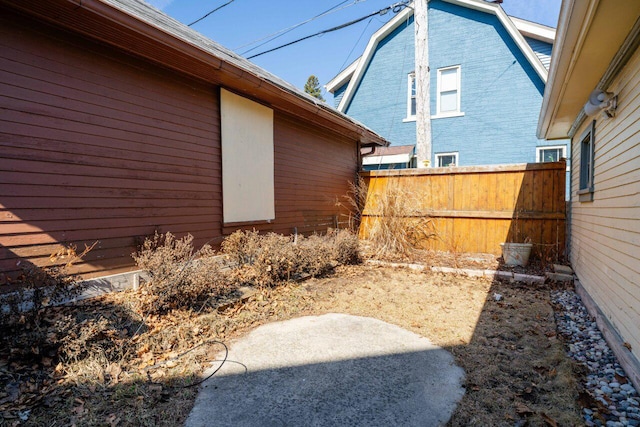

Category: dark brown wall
[273, 113, 357, 233]
[0, 11, 357, 285]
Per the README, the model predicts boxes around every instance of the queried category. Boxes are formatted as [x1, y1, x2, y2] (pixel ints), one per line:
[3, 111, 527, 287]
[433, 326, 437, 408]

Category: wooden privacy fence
[359, 161, 566, 257]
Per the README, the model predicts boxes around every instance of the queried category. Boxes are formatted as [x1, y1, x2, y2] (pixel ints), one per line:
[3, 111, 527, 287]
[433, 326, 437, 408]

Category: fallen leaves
[105, 363, 122, 384]
[515, 401, 534, 415]
[540, 412, 559, 426]
[106, 413, 121, 426]
[1, 262, 585, 427]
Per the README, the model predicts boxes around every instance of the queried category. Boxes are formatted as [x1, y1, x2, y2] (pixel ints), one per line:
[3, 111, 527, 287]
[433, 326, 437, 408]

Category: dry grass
[303, 265, 582, 426]
[1, 239, 583, 426]
[338, 177, 437, 257]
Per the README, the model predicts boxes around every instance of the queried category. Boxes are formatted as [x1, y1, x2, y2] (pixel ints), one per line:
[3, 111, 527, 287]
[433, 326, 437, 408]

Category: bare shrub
[251, 233, 298, 286]
[534, 242, 561, 271]
[363, 178, 436, 257]
[0, 242, 97, 326]
[132, 232, 230, 314]
[220, 229, 262, 267]
[221, 229, 360, 287]
[335, 176, 369, 231]
[330, 229, 361, 265]
[58, 315, 124, 364]
[296, 234, 334, 277]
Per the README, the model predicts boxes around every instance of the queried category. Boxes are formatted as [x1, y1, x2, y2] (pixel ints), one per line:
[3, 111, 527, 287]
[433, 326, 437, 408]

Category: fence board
[359, 162, 566, 257]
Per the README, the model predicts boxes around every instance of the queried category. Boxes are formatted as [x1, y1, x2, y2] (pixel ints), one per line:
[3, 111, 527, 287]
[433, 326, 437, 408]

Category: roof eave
[538, 0, 640, 140]
[337, 0, 548, 112]
[325, 57, 360, 93]
[337, 5, 414, 112]
[510, 16, 556, 44]
[0, 0, 389, 147]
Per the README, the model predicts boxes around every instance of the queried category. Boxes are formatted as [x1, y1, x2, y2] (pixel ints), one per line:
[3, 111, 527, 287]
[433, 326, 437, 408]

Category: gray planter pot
[500, 242, 533, 266]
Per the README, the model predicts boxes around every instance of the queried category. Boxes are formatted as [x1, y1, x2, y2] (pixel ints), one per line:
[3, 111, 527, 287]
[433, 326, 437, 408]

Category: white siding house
[538, 0, 640, 391]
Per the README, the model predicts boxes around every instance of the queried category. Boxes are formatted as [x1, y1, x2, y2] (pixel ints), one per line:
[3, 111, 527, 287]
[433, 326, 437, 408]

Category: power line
[188, 0, 236, 27]
[247, 1, 410, 60]
[338, 16, 374, 73]
[238, 0, 356, 55]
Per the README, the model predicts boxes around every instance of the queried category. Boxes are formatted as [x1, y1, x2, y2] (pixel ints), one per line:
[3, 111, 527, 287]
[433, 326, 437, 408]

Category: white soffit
[538, 0, 640, 139]
[362, 153, 412, 165]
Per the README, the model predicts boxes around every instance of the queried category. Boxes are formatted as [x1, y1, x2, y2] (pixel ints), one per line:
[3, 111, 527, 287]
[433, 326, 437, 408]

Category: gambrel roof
[326, 0, 554, 112]
[3, 0, 388, 147]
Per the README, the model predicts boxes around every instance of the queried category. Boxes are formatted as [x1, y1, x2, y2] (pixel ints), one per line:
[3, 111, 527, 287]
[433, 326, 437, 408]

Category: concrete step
[553, 264, 573, 275]
[546, 272, 574, 283]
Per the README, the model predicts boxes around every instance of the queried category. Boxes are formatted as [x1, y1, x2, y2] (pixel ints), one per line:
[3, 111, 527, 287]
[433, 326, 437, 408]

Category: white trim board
[362, 153, 413, 166]
[326, 57, 361, 93]
[510, 16, 556, 43]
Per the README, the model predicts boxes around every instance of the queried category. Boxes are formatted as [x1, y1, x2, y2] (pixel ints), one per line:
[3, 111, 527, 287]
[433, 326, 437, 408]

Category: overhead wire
[238, 0, 356, 55]
[338, 16, 374, 74]
[247, 1, 411, 60]
[188, 0, 236, 27]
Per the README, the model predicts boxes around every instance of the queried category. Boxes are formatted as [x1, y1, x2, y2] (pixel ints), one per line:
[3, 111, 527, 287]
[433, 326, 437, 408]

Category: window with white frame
[406, 72, 416, 119]
[436, 152, 458, 167]
[437, 66, 461, 116]
[537, 145, 566, 163]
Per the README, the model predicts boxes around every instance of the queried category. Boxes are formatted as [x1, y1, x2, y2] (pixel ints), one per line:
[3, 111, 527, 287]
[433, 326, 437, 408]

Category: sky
[146, 0, 561, 103]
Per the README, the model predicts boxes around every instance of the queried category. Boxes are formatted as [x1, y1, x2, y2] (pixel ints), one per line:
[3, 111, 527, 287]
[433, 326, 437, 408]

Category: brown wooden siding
[273, 113, 357, 232]
[0, 12, 221, 283]
[359, 162, 566, 256]
[0, 11, 359, 287]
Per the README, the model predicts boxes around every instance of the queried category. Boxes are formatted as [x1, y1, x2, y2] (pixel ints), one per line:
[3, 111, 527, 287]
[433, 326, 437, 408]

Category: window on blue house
[436, 152, 458, 167]
[436, 66, 461, 116]
[407, 72, 416, 119]
[537, 146, 566, 163]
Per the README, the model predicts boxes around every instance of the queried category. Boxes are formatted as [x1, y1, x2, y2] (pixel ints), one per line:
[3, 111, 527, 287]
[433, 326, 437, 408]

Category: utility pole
[414, 0, 432, 168]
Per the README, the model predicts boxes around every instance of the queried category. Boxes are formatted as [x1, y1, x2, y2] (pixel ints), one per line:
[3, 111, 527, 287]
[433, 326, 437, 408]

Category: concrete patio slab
[186, 313, 464, 427]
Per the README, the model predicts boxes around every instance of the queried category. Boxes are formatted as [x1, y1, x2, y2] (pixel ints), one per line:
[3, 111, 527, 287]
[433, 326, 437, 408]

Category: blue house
[327, 0, 569, 171]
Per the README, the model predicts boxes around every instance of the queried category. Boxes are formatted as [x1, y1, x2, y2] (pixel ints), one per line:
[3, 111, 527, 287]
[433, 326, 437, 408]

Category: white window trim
[536, 145, 566, 162]
[536, 145, 569, 170]
[405, 72, 416, 121]
[436, 65, 462, 117]
[431, 112, 465, 119]
[435, 152, 459, 167]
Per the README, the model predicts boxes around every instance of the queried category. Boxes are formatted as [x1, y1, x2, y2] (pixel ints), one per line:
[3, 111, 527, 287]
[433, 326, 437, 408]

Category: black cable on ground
[181, 340, 229, 388]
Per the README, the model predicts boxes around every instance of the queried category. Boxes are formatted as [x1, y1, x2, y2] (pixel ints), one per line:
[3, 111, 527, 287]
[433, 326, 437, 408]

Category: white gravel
[552, 290, 639, 427]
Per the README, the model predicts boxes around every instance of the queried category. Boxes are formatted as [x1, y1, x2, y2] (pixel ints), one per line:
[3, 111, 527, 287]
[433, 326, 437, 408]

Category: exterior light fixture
[583, 89, 617, 118]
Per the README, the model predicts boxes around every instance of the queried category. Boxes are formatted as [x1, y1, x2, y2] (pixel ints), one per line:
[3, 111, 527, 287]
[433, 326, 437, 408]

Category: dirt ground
[0, 256, 583, 426]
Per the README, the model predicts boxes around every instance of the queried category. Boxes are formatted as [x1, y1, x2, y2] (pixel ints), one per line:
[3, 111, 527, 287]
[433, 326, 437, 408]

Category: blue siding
[333, 83, 347, 108]
[341, 0, 567, 169]
[525, 37, 552, 70]
[428, 1, 546, 166]
[345, 15, 416, 147]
